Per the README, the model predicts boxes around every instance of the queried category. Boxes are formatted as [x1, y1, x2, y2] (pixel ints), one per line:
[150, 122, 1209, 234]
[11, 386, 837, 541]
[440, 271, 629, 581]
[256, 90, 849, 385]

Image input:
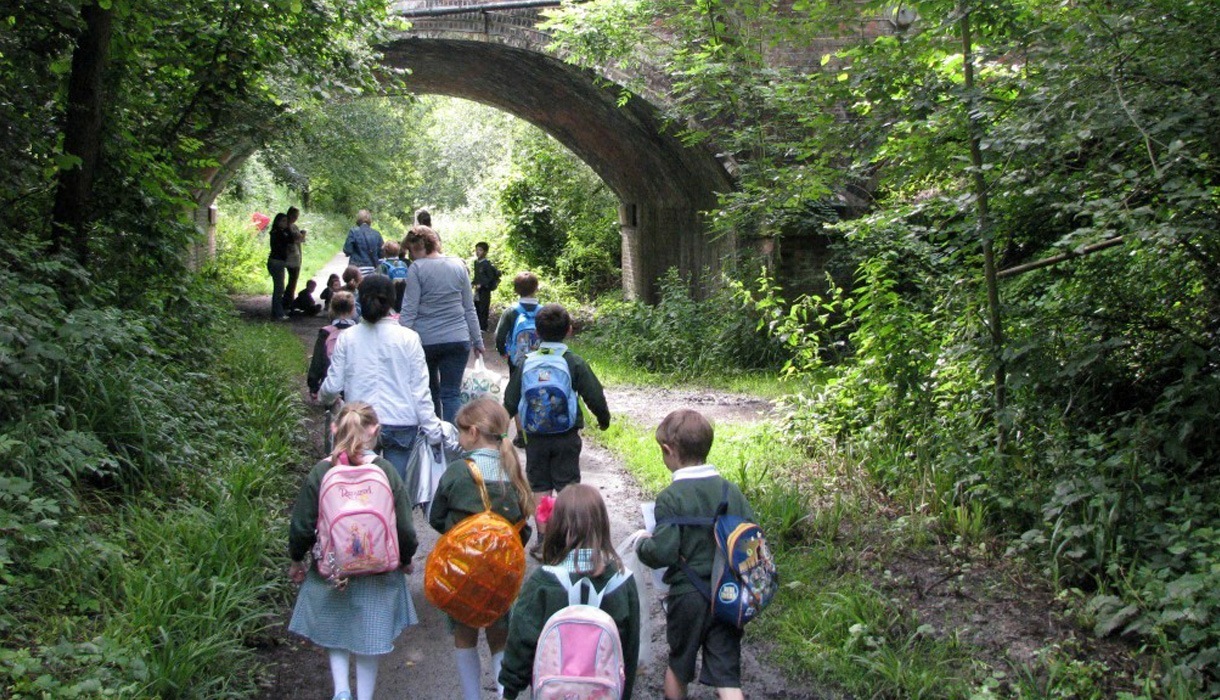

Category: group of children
[290, 257, 757, 700]
[289, 399, 751, 700]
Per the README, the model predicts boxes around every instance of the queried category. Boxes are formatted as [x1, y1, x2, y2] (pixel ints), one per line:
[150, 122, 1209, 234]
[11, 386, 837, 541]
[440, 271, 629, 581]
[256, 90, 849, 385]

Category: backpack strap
[653, 480, 733, 603]
[543, 566, 633, 608]
[464, 459, 493, 512]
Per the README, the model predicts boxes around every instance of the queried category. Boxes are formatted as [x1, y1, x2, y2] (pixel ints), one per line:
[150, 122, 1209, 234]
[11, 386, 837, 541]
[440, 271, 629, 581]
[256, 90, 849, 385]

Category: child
[502, 303, 610, 559]
[287, 402, 420, 700]
[342, 265, 363, 317]
[636, 410, 754, 700]
[494, 271, 541, 447]
[308, 291, 358, 402]
[291, 279, 324, 316]
[471, 241, 500, 332]
[378, 240, 410, 312]
[499, 484, 641, 700]
[428, 397, 535, 700]
[320, 273, 342, 310]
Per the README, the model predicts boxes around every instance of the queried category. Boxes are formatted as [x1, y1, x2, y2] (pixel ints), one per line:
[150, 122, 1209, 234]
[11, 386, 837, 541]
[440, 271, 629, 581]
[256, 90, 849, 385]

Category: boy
[495, 271, 542, 446]
[637, 409, 753, 700]
[471, 241, 500, 331]
[289, 279, 323, 316]
[378, 240, 410, 312]
[503, 303, 610, 558]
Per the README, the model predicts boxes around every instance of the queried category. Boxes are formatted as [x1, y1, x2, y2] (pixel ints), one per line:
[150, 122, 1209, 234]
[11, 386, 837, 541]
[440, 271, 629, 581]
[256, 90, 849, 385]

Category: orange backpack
[424, 461, 527, 628]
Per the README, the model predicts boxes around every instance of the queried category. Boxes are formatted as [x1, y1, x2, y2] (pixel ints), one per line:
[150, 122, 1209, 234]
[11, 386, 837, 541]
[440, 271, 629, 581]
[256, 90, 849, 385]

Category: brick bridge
[382, 0, 739, 301]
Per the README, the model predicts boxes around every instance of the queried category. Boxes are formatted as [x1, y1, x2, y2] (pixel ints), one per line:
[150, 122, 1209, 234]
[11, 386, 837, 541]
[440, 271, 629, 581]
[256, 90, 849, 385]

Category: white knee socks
[490, 650, 505, 697]
[354, 654, 379, 700]
[454, 647, 483, 700]
[327, 649, 351, 697]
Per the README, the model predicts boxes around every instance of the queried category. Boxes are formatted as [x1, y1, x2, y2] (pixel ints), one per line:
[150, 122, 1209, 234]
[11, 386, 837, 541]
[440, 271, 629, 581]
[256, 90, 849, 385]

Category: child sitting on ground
[291, 279, 323, 316]
[320, 273, 342, 310]
[637, 409, 755, 700]
[502, 303, 610, 559]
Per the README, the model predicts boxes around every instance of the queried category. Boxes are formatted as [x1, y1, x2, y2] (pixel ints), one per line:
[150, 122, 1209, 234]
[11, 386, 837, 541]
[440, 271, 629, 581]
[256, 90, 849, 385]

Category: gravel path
[241, 253, 820, 699]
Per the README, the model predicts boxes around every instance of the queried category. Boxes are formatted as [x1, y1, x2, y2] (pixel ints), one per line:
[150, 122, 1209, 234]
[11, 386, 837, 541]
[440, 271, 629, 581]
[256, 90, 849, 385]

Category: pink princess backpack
[312, 453, 400, 584]
[533, 566, 632, 699]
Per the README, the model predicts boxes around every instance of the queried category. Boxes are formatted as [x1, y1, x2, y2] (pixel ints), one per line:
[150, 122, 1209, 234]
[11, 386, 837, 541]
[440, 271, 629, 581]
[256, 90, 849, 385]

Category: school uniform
[287, 454, 420, 656]
[499, 550, 641, 700]
[503, 341, 611, 492]
[636, 465, 754, 688]
[428, 449, 533, 555]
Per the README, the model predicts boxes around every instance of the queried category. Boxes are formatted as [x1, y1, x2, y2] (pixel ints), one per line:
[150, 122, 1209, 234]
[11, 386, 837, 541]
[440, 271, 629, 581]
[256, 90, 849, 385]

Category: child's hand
[288, 561, 307, 585]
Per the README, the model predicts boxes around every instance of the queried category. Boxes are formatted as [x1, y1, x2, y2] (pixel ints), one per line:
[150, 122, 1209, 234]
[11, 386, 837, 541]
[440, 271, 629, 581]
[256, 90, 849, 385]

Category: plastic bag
[617, 529, 655, 667]
[459, 358, 504, 407]
[408, 423, 461, 507]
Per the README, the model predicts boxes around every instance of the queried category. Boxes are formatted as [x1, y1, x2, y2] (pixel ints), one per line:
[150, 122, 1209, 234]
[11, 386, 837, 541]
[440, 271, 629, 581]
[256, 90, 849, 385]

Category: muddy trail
[234, 257, 819, 699]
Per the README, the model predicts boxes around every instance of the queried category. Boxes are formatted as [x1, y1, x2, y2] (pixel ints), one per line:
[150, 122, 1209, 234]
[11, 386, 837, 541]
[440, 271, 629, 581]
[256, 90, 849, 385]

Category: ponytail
[330, 402, 379, 465]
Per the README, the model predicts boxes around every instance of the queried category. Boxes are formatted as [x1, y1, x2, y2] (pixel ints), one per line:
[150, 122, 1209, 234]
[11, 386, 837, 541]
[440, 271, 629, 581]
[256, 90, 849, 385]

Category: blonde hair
[542, 484, 621, 575]
[455, 397, 534, 517]
[330, 402, 379, 465]
[328, 290, 355, 319]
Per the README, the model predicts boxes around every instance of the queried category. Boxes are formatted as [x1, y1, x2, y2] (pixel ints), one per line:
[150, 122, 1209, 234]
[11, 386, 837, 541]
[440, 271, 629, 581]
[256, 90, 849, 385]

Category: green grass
[569, 336, 793, 399]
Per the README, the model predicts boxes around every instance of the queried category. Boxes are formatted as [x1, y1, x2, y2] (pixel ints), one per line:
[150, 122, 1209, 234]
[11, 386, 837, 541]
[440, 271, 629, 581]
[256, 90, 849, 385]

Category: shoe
[332, 692, 352, 700]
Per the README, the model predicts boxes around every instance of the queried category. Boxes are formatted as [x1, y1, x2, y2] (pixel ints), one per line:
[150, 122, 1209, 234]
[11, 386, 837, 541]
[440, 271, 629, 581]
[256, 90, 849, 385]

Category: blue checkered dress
[289, 568, 418, 655]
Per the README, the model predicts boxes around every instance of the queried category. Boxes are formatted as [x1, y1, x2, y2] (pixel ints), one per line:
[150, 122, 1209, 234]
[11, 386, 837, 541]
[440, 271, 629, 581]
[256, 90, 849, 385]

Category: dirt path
[238, 263, 819, 699]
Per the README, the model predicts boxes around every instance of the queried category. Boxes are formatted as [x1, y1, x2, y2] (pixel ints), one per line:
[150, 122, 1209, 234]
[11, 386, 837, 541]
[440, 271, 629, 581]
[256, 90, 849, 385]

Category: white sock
[490, 650, 505, 697]
[454, 647, 483, 700]
[354, 654, 380, 700]
[327, 649, 351, 697]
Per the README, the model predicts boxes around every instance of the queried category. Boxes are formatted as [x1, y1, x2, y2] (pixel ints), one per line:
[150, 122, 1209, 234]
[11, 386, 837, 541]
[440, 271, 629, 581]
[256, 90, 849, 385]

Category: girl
[429, 396, 535, 700]
[320, 273, 342, 310]
[498, 484, 642, 700]
[287, 402, 419, 700]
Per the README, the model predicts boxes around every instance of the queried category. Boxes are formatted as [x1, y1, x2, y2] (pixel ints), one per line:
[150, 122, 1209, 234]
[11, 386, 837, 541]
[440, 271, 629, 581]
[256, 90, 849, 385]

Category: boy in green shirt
[637, 409, 752, 700]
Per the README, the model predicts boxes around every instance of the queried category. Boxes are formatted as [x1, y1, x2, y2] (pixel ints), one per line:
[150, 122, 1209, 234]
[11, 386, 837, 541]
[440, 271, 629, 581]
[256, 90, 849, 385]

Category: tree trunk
[50, 1, 114, 268]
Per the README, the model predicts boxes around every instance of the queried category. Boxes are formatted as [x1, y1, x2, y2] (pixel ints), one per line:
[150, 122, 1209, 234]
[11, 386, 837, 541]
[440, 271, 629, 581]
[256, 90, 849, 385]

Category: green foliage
[588, 268, 789, 378]
[498, 131, 622, 298]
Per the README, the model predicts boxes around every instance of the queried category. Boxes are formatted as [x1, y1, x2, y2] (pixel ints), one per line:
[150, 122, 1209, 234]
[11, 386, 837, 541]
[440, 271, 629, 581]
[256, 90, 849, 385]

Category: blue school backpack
[659, 481, 778, 628]
[506, 303, 541, 367]
[518, 347, 578, 435]
[379, 258, 409, 281]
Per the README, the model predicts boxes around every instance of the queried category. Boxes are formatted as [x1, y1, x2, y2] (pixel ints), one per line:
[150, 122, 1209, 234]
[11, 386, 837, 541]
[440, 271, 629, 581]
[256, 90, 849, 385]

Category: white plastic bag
[618, 530, 655, 667]
[409, 423, 461, 507]
[459, 358, 504, 407]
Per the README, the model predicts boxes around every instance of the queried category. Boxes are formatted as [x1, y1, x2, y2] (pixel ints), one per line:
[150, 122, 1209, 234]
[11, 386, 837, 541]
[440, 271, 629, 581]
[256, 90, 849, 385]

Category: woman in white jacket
[320, 274, 443, 500]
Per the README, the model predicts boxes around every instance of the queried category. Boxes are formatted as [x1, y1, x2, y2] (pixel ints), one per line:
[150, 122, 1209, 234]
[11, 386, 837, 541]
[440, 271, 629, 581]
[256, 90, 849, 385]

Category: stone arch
[383, 7, 736, 301]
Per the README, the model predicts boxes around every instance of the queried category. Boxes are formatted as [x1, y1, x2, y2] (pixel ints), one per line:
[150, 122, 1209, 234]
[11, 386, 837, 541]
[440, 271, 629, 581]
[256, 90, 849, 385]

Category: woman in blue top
[399, 224, 485, 422]
[343, 209, 383, 276]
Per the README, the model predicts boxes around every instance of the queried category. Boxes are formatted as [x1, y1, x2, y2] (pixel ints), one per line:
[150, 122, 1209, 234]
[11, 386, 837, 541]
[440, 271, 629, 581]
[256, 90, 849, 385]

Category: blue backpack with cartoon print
[518, 347, 578, 435]
[507, 303, 541, 368]
[659, 481, 778, 628]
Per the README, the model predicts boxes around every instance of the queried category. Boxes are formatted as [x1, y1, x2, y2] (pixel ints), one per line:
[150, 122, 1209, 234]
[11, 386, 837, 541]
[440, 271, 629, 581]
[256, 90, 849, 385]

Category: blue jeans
[267, 258, 287, 319]
[423, 341, 471, 423]
[379, 425, 418, 484]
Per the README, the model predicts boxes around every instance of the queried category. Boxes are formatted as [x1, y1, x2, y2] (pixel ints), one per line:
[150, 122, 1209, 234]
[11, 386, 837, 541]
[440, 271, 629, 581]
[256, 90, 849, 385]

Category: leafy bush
[588, 267, 790, 378]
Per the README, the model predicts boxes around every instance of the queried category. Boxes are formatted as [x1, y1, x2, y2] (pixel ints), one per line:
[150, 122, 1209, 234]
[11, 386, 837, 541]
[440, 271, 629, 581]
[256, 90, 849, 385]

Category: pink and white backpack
[533, 566, 632, 700]
[313, 453, 400, 584]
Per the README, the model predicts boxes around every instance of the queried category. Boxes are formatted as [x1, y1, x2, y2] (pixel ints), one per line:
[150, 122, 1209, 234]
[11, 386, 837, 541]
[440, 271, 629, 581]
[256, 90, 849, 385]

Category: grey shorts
[664, 589, 743, 688]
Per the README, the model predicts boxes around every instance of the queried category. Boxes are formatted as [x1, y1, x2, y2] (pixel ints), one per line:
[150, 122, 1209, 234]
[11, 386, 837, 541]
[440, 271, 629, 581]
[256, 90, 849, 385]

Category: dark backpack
[487, 262, 501, 291]
[658, 481, 778, 628]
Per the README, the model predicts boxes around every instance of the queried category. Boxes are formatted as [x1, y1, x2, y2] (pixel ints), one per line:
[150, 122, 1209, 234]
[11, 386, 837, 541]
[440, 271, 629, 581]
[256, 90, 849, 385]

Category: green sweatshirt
[288, 455, 419, 565]
[428, 452, 532, 545]
[500, 565, 641, 700]
[503, 342, 611, 433]
[636, 466, 754, 596]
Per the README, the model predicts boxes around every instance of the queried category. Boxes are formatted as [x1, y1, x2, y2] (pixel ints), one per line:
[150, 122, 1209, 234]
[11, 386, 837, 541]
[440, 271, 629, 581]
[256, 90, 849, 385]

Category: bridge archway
[381, 17, 735, 301]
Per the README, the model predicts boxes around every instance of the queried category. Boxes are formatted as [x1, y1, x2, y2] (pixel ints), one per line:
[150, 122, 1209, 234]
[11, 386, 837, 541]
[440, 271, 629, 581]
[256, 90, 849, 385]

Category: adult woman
[267, 212, 292, 320]
[282, 206, 307, 309]
[399, 225, 485, 423]
[319, 274, 443, 497]
[343, 209, 383, 277]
